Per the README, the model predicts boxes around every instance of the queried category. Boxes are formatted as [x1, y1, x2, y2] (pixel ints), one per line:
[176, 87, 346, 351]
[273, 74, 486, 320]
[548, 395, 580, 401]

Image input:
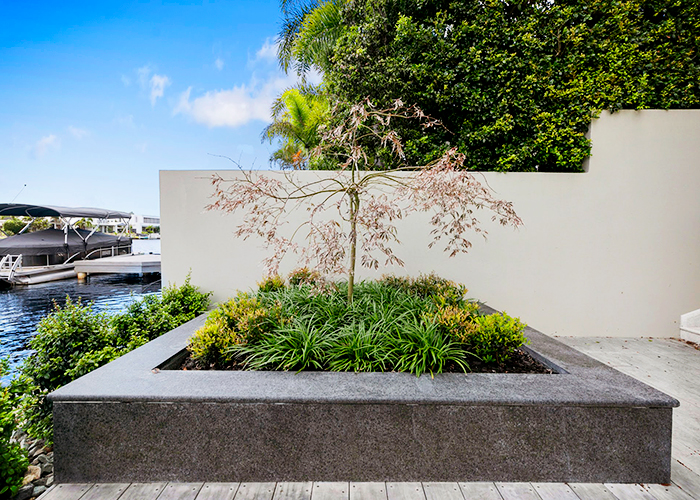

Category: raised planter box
[49, 309, 679, 484]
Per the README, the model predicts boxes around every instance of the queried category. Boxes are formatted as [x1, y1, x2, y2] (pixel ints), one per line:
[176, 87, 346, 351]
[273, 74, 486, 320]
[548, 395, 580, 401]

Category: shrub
[425, 303, 480, 342]
[22, 298, 116, 393]
[469, 313, 528, 364]
[379, 273, 467, 307]
[112, 276, 211, 342]
[287, 267, 323, 287]
[0, 360, 29, 499]
[257, 274, 286, 293]
[16, 278, 210, 442]
[188, 293, 284, 368]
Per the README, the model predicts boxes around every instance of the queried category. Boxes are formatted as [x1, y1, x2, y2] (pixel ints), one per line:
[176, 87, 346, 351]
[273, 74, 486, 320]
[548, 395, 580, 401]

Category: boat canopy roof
[0, 228, 131, 257]
[0, 203, 131, 219]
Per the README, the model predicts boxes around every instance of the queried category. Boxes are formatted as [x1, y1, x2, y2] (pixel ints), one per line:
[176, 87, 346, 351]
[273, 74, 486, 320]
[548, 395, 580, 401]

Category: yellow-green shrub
[258, 274, 286, 293]
[468, 313, 528, 364]
[188, 293, 284, 368]
[425, 303, 480, 342]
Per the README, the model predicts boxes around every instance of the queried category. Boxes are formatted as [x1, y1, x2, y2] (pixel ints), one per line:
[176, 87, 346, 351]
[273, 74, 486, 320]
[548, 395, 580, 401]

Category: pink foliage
[207, 100, 522, 280]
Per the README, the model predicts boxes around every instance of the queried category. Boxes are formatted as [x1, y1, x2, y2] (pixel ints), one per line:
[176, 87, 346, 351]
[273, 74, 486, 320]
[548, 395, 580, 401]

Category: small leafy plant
[187, 272, 530, 376]
[14, 278, 210, 443]
[0, 359, 29, 499]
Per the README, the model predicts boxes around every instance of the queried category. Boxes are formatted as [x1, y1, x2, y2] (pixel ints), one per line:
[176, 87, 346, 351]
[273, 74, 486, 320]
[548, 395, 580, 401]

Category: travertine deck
[38, 337, 700, 500]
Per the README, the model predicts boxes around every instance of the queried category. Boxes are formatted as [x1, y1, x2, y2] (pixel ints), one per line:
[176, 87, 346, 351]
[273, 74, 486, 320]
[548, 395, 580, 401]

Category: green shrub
[287, 267, 323, 287]
[16, 278, 210, 442]
[188, 293, 284, 368]
[0, 360, 29, 499]
[257, 274, 286, 293]
[22, 298, 117, 393]
[425, 303, 480, 342]
[379, 273, 467, 307]
[469, 313, 528, 364]
[0, 441, 27, 499]
[112, 276, 211, 341]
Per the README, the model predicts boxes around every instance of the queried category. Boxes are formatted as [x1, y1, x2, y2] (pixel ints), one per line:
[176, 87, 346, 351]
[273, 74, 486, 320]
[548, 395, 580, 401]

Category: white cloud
[174, 72, 296, 128]
[137, 65, 151, 88]
[254, 38, 279, 63]
[115, 114, 134, 127]
[68, 126, 89, 139]
[121, 74, 131, 86]
[149, 74, 171, 106]
[214, 57, 224, 70]
[33, 134, 60, 158]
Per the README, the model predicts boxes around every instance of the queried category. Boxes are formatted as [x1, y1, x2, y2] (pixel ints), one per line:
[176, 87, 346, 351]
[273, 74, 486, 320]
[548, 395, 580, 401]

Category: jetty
[0, 203, 159, 286]
[74, 253, 160, 276]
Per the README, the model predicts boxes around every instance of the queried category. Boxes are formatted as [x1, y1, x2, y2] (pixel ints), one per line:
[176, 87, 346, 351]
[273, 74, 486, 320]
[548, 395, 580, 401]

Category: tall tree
[277, 0, 346, 78]
[262, 88, 330, 169]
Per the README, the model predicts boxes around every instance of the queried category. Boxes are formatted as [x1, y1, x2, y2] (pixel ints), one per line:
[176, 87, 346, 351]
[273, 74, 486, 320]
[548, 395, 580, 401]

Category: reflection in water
[0, 274, 161, 377]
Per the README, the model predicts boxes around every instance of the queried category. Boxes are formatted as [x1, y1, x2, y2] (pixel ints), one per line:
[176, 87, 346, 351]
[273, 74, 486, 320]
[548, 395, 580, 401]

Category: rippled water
[0, 239, 162, 378]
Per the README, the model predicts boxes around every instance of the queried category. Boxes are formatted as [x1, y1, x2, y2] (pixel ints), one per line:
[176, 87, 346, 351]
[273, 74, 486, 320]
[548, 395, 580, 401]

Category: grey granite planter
[49, 309, 679, 484]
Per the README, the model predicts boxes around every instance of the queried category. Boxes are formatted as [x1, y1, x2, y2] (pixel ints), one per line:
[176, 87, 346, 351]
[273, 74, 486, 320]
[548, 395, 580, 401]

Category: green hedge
[323, 0, 700, 172]
[8, 277, 210, 443]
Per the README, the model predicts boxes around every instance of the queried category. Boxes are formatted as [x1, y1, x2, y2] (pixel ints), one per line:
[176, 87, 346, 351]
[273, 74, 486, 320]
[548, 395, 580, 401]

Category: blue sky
[0, 0, 308, 216]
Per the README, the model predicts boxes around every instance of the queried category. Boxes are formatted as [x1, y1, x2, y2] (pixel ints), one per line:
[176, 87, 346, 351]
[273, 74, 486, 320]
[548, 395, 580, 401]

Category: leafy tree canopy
[285, 0, 700, 172]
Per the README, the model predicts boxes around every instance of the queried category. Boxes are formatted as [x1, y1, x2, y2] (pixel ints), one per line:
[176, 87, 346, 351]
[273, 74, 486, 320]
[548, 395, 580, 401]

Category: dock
[74, 254, 161, 276]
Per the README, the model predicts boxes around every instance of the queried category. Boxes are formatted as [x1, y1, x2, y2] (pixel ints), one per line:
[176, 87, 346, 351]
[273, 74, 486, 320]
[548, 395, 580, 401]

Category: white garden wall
[160, 110, 700, 338]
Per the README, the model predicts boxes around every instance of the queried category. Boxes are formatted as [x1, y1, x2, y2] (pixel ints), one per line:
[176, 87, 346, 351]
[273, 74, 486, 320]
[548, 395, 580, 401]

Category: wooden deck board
[273, 482, 312, 500]
[349, 482, 387, 500]
[644, 482, 697, 500]
[157, 483, 203, 500]
[118, 483, 166, 500]
[80, 484, 129, 500]
[234, 483, 276, 500]
[422, 482, 464, 500]
[531, 482, 579, 500]
[494, 482, 541, 500]
[386, 482, 426, 500]
[311, 482, 349, 500]
[604, 482, 657, 500]
[195, 483, 239, 500]
[567, 483, 618, 500]
[458, 482, 504, 500]
[39, 484, 94, 500]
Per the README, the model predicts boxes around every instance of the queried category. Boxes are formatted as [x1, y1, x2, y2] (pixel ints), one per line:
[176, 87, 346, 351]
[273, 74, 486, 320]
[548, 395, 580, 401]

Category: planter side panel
[53, 401, 672, 484]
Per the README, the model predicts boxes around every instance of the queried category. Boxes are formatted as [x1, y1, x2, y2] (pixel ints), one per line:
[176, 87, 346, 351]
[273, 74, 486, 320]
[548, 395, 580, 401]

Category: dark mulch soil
[179, 348, 553, 374]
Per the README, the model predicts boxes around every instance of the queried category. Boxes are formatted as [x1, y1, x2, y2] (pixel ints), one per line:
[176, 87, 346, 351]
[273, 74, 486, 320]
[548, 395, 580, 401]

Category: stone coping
[49, 309, 679, 409]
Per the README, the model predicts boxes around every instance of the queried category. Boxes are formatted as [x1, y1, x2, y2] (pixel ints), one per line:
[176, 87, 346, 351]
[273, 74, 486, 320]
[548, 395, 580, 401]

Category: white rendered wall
[160, 110, 700, 338]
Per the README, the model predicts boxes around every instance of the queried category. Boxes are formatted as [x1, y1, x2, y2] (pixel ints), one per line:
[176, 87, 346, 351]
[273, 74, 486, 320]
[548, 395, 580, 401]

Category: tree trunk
[348, 191, 359, 303]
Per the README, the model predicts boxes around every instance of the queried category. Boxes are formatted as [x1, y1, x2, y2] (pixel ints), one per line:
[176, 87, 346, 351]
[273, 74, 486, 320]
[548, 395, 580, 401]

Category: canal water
[0, 239, 162, 378]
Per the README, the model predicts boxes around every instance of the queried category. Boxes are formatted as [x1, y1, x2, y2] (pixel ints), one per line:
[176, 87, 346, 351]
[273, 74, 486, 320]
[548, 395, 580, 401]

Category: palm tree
[277, 0, 346, 78]
[262, 88, 330, 169]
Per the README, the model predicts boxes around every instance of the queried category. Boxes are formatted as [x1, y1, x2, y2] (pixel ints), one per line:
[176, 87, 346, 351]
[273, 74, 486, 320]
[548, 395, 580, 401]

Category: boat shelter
[0, 204, 132, 267]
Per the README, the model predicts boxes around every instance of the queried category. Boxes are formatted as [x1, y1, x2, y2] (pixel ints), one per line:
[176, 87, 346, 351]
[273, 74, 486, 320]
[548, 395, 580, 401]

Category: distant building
[96, 214, 160, 235]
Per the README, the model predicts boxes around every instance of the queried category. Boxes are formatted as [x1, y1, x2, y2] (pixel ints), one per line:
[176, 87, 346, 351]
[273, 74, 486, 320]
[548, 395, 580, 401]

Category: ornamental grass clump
[186, 272, 530, 376]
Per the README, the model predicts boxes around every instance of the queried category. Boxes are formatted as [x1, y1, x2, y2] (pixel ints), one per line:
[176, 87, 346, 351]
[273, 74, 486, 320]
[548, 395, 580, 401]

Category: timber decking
[37, 337, 700, 500]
